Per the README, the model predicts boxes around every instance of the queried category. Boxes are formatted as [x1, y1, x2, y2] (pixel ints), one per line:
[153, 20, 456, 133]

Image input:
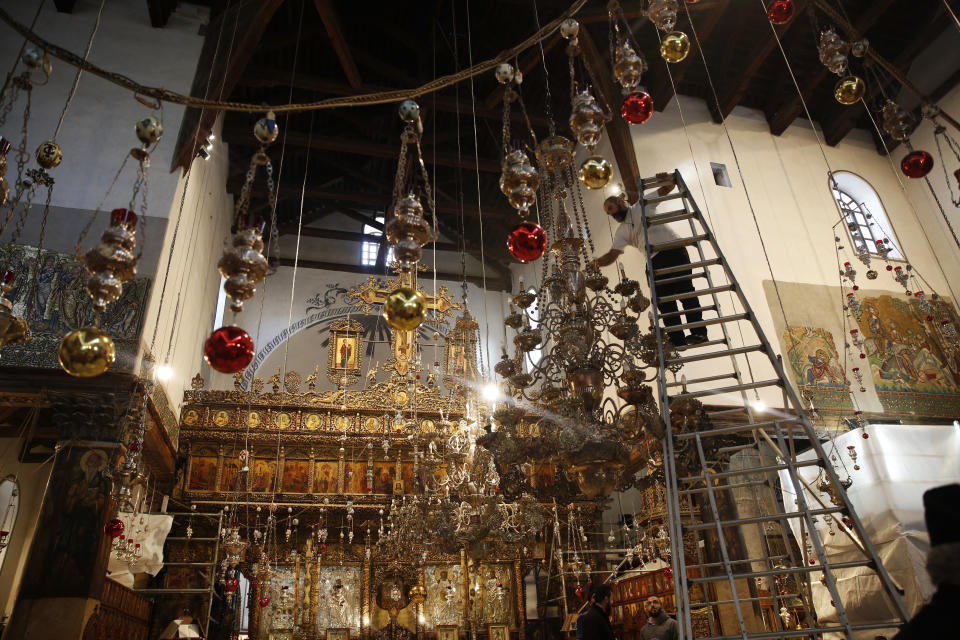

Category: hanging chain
[22, 184, 52, 312]
[934, 124, 960, 207]
[501, 85, 514, 159]
[0, 77, 24, 129]
[0, 85, 32, 238]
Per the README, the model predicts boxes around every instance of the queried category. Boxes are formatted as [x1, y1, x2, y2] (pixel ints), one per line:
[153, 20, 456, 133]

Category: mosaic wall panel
[855, 295, 960, 417]
[781, 326, 853, 411]
[1, 245, 149, 370]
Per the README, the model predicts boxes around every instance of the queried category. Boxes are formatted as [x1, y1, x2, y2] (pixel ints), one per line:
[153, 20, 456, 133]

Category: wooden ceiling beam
[313, 0, 363, 90]
[716, 0, 809, 122]
[274, 258, 510, 291]
[651, 0, 730, 112]
[822, 9, 951, 147]
[171, 0, 286, 172]
[238, 67, 551, 128]
[767, 0, 896, 136]
[577, 27, 641, 203]
[224, 128, 502, 173]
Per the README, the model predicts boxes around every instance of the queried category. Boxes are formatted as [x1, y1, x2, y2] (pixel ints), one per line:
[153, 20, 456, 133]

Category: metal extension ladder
[134, 508, 224, 638]
[638, 170, 909, 639]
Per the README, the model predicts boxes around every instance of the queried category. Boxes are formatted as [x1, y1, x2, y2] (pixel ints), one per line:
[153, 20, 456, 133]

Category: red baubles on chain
[204, 326, 255, 374]
[767, 0, 795, 25]
[900, 150, 934, 178]
[104, 518, 125, 539]
[259, 596, 270, 608]
[507, 222, 547, 262]
[225, 577, 240, 593]
[621, 92, 654, 125]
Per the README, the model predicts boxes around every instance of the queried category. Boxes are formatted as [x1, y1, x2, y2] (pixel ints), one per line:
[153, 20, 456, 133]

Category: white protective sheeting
[778, 423, 960, 638]
[106, 512, 174, 588]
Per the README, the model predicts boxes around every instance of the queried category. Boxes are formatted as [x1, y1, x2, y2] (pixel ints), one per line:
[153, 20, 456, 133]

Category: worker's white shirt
[611, 202, 680, 257]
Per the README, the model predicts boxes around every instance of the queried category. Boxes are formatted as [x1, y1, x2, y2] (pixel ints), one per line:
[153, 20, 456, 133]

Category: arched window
[0, 476, 19, 574]
[830, 171, 903, 260]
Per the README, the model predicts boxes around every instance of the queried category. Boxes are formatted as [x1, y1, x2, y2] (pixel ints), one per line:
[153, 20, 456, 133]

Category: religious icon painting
[275, 412, 292, 429]
[246, 411, 261, 428]
[334, 415, 351, 432]
[304, 413, 321, 430]
[251, 459, 277, 492]
[487, 624, 509, 640]
[314, 461, 336, 493]
[189, 455, 218, 491]
[213, 409, 231, 427]
[220, 457, 242, 492]
[437, 626, 459, 640]
[326, 629, 349, 640]
[282, 459, 310, 493]
[182, 408, 200, 426]
[364, 416, 380, 431]
[327, 318, 364, 387]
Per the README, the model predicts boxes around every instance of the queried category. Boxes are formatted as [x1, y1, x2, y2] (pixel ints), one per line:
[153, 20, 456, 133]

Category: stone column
[5, 382, 136, 640]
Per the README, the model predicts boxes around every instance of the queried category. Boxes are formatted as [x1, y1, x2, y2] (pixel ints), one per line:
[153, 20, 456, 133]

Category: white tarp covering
[106, 512, 174, 588]
[779, 423, 960, 638]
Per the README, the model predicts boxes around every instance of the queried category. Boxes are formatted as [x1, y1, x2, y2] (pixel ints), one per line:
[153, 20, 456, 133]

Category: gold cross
[346, 269, 461, 377]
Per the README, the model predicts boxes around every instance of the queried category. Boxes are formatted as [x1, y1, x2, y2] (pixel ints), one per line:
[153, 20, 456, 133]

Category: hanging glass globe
[900, 150, 934, 178]
[660, 31, 690, 63]
[578, 156, 612, 190]
[621, 92, 654, 124]
[383, 287, 427, 331]
[204, 326, 255, 374]
[767, 0, 795, 25]
[507, 222, 547, 262]
[834, 75, 865, 105]
[58, 327, 115, 377]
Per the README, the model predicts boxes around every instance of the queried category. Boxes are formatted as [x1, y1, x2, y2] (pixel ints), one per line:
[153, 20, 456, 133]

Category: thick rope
[0, 1, 587, 114]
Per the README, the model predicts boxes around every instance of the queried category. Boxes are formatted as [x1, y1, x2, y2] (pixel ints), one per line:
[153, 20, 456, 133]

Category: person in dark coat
[893, 483, 960, 639]
[579, 584, 615, 640]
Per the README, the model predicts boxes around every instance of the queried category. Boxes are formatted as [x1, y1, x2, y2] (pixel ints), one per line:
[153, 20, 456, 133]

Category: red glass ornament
[507, 222, 547, 262]
[900, 150, 934, 178]
[575, 585, 584, 598]
[767, 0, 795, 25]
[127, 442, 140, 453]
[225, 577, 239, 592]
[204, 326, 255, 374]
[251, 580, 260, 588]
[621, 92, 654, 125]
[110, 208, 138, 229]
[104, 518, 125, 539]
[259, 596, 270, 608]
[862, 432, 869, 439]
[663, 568, 673, 579]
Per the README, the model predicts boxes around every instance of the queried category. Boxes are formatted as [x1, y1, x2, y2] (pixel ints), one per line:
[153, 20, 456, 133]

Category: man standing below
[639, 596, 678, 640]
[579, 584, 615, 640]
[593, 179, 708, 348]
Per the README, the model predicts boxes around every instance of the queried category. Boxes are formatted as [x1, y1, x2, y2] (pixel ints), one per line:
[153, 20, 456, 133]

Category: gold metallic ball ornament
[383, 287, 427, 331]
[58, 327, 115, 377]
[135, 116, 163, 146]
[578, 156, 612, 189]
[35, 140, 62, 169]
[834, 75, 865, 105]
[659, 31, 690, 63]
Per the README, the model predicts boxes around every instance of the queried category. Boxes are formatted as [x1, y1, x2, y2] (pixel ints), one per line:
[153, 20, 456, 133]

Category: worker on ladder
[593, 173, 708, 348]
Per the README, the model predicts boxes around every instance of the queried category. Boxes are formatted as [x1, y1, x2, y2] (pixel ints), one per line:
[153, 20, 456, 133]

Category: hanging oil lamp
[496, 64, 540, 217]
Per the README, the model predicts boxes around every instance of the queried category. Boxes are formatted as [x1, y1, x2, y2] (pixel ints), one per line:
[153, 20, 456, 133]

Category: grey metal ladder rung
[674, 337, 727, 351]
[646, 209, 696, 225]
[675, 418, 804, 438]
[678, 457, 820, 482]
[660, 304, 717, 319]
[684, 554, 791, 570]
[640, 174, 677, 189]
[664, 312, 749, 333]
[654, 257, 721, 276]
[658, 283, 734, 303]
[668, 343, 764, 365]
[653, 270, 709, 287]
[666, 372, 737, 387]
[682, 506, 844, 532]
[669, 378, 781, 401]
[644, 190, 686, 205]
[649, 233, 708, 252]
[679, 479, 766, 495]
[687, 559, 875, 583]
